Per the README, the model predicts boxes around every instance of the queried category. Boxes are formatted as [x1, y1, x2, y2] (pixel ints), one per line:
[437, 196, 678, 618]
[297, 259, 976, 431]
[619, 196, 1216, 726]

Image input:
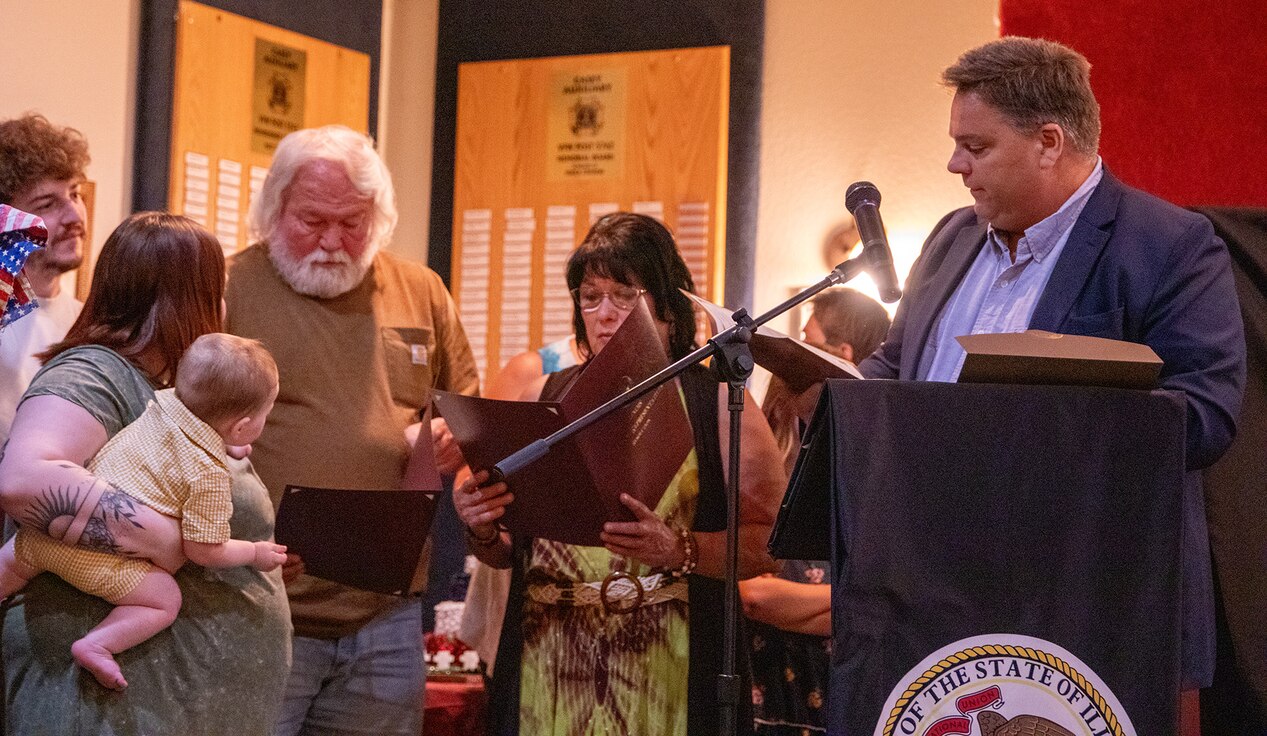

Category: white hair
[248, 125, 398, 251]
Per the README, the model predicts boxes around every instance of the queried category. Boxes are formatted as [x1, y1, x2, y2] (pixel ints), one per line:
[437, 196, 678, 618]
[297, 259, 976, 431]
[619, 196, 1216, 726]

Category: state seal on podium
[875, 634, 1136, 736]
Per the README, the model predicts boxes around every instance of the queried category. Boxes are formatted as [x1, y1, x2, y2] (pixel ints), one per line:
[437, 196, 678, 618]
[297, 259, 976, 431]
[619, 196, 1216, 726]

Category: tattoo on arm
[23, 464, 101, 535]
[79, 487, 145, 555]
[79, 516, 121, 555]
[23, 483, 145, 556]
[24, 485, 85, 539]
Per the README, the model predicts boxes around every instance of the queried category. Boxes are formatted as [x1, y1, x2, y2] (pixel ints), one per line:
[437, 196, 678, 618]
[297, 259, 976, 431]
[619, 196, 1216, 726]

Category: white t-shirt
[0, 289, 83, 444]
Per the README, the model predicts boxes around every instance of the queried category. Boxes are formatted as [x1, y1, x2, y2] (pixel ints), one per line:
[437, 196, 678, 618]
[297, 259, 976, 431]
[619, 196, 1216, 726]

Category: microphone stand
[490, 254, 872, 735]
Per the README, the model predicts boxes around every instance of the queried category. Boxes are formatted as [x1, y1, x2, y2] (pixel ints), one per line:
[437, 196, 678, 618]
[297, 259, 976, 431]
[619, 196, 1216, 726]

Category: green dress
[518, 449, 698, 736]
[2, 346, 292, 736]
[491, 364, 749, 736]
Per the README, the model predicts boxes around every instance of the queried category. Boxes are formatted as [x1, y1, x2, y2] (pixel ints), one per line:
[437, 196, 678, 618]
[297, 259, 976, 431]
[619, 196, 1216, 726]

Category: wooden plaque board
[452, 47, 730, 383]
[168, 0, 370, 254]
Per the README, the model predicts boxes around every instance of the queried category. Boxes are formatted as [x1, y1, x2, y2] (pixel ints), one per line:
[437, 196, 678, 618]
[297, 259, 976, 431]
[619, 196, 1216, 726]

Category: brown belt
[526, 571, 689, 615]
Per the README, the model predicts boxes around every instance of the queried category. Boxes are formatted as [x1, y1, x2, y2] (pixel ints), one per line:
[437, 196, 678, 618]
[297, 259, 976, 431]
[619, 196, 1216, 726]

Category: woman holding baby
[0, 212, 290, 735]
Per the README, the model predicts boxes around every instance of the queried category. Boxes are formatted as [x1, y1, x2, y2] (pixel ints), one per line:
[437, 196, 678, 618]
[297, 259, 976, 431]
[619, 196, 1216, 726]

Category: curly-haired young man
[0, 113, 90, 444]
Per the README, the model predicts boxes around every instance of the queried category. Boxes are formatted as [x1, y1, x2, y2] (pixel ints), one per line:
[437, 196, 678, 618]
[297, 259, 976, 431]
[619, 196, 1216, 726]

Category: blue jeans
[274, 598, 425, 736]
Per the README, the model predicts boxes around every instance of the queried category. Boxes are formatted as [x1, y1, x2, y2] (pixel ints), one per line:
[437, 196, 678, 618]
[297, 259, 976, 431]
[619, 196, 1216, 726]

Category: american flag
[0, 204, 46, 331]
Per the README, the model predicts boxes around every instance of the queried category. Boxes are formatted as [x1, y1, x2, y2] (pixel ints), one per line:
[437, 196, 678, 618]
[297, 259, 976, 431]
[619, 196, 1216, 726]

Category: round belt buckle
[599, 570, 645, 615]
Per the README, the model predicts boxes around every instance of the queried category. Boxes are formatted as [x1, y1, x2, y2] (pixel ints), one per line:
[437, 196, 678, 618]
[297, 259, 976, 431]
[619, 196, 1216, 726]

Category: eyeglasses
[570, 285, 647, 312]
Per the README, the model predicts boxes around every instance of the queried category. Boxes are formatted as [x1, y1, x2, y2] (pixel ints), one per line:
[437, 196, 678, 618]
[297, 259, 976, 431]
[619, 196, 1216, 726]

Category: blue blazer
[859, 169, 1247, 687]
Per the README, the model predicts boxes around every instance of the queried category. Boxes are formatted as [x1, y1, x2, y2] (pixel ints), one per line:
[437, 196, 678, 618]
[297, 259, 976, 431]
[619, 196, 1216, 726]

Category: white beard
[268, 237, 379, 299]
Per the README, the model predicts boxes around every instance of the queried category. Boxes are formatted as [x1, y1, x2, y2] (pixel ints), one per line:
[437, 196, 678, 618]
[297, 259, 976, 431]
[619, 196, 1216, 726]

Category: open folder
[686, 291, 863, 392]
[273, 426, 442, 596]
[433, 299, 693, 546]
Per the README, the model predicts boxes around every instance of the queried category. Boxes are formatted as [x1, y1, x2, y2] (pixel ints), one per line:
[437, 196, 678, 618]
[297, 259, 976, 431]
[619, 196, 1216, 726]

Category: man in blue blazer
[859, 37, 1245, 689]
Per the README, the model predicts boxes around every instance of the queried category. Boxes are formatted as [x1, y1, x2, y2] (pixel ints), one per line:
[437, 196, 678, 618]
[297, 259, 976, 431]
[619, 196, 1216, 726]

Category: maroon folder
[402, 408, 442, 492]
[957, 330, 1163, 389]
[274, 486, 437, 596]
[434, 299, 694, 546]
[273, 431, 442, 595]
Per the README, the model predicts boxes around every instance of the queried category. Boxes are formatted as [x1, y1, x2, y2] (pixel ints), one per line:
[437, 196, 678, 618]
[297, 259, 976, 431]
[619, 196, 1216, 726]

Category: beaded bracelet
[670, 526, 698, 579]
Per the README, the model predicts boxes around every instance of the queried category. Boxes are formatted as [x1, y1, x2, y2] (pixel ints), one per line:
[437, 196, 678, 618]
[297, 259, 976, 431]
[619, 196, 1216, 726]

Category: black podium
[772, 380, 1187, 736]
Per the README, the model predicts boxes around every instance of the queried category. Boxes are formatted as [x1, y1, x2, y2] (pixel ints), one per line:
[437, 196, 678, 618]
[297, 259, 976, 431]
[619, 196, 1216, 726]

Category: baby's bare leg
[71, 570, 182, 691]
[0, 538, 39, 599]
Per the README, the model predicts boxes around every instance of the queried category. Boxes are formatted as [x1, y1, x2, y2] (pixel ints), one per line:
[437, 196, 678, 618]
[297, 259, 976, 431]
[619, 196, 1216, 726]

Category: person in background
[225, 124, 479, 736]
[0, 212, 292, 735]
[0, 113, 88, 446]
[743, 286, 889, 735]
[455, 212, 786, 736]
[760, 287, 891, 477]
[490, 335, 581, 398]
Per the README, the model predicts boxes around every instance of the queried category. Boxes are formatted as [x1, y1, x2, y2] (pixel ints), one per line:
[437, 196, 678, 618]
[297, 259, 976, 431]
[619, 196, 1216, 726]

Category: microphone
[845, 181, 902, 303]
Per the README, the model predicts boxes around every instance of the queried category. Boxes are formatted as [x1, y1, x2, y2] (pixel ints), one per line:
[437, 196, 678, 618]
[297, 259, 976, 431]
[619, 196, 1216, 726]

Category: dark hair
[566, 212, 697, 361]
[942, 36, 1101, 157]
[42, 212, 225, 385]
[176, 333, 278, 426]
[809, 288, 891, 361]
[0, 113, 90, 202]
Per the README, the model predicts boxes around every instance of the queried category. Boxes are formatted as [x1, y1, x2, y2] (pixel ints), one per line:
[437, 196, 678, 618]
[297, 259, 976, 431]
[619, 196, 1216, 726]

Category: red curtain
[1000, 0, 1267, 207]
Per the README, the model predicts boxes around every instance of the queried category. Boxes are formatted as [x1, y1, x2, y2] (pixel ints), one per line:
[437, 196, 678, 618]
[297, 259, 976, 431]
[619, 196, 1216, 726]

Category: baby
[0, 333, 287, 689]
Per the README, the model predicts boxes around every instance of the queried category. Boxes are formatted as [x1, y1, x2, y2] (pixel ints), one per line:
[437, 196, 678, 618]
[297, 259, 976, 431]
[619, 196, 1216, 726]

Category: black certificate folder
[274, 487, 437, 596]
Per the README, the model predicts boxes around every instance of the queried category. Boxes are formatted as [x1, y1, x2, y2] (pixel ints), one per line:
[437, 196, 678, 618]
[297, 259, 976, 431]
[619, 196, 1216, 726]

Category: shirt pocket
[381, 326, 435, 411]
[1064, 307, 1125, 340]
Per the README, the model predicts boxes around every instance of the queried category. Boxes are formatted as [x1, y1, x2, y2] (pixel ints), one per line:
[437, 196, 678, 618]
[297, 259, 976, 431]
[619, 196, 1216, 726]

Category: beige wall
[0, 0, 437, 270]
[0, 0, 140, 291]
[757, 1, 999, 322]
[379, 0, 440, 263]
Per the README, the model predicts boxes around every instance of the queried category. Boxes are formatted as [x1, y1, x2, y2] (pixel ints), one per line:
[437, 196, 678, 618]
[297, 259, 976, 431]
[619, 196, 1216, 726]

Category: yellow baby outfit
[14, 388, 231, 602]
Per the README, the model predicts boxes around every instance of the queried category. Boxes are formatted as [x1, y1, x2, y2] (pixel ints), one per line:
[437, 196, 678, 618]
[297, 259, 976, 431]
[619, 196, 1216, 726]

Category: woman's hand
[600, 493, 685, 570]
[453, 469, 513, 568]
[453, 469, 513, 538]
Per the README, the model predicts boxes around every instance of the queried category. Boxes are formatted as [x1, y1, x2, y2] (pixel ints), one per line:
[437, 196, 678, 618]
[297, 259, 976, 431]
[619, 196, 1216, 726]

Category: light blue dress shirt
[917, 159, 1104, 382]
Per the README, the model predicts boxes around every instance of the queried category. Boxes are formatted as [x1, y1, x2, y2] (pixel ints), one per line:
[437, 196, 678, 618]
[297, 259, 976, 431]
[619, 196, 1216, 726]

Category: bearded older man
[225, 125, 479, 736]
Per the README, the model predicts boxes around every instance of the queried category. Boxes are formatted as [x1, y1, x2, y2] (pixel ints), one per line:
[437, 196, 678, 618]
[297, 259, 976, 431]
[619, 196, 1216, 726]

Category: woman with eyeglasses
[454, 212, 785, 736]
